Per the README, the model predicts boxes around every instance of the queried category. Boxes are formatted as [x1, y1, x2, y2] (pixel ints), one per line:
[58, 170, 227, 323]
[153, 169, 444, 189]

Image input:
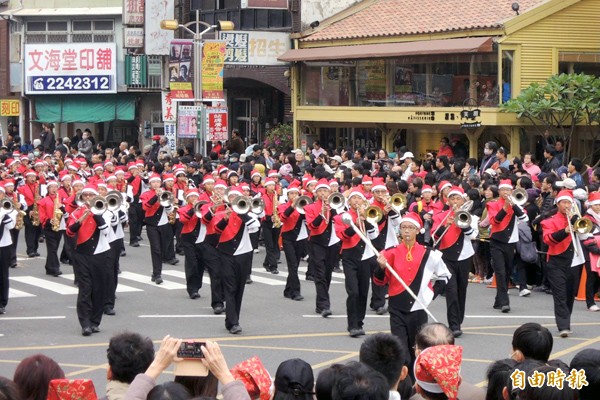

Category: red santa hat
[115, 167, 126, 175]
[227, 170, 238, 179]
[136, 161, 145, 168]
[414, 345, 463, 400]
[447, 186, 465, 198]
[185, 189, 200, 199]
[6, 158, 17, 168]
[347, 188, 366, 201]
[148, 173, 162, 183]
[268, 169, 279, 178]
[203, 174, 215, 184]
[422, 185, 433, 194]
[81, 184, 98, 196]
[12, 150, 21, 157]
[105, 175, 116, 182]
[25, 169, 36, 177]
[555, 190, 574, 204]
[20, 154, 29, 161]
[304, 176, 318, 188]
[127, 162, 138, 170]
[214, 179, 228, 190]
[218, 166, 229, 175]
[240, 183, 250, 191]
[97, 182, 107, 189]
[46, 180, 59, 187]
[264, 178, 276, 186]
[68, 161, 80, 171]
[315, 178, 330, 191]
[287, 180, 301, 192]
[162, 173, 175, 183]
[34, 159, 44, 167]
[400, 211, 423, 230]
[60, 171, 72, 181]
[498, 179, 513, 190]
[251, 169, 261, 179]
[228, 186, 244, 197]
[104, 160, 113, 167]
[371, 177, 386, 192]
[72, 178, 84, 186]
[362, 175, 373, 185]
[329, 179, 339, 187]
[3, 179, 14, 187]
[438, 181, 452, 192]
[588, 191, 600, 206]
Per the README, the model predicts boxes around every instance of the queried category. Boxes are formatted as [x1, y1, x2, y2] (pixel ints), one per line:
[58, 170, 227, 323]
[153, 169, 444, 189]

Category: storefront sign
[124, 28, 144, 48]
[178, 105, 201, 139]
[145, 0, 174, 55]
[162, 91, 177, 122]
[241, 0, 288, 9]
[408, 111, 436, 121]
[123, 0, 144, 25]
[219, 31, 290, 65]
[460, 106, 482, 129]
[24, 43, 117, 94]
[202, 41, 226, 101]
[169, 40, 194, 101]
[125, 55, 147, 86]
[0, 100, 20, 116]
[164, 123, 177, 151]
[205, 108, 228, 141]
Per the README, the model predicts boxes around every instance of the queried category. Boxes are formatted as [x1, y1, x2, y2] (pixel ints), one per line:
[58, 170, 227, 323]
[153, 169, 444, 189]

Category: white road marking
[139, 314, 223, 318]
[302, 314, 388, 318]
[59, 274, 143, 292]
[0, 316, 66, 320]
[8, 288, 35, 298]
[252, 268, 345, 284]
[465, 315, 556, 319]
[9, 276, 79, 295]
[119, 271, 186, 290]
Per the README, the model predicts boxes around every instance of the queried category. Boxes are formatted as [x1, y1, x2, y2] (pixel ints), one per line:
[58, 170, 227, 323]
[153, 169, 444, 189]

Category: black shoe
[213, 306, 225, 315]
[349, 329, 362, 338]
[0, 306, 5, 314]
[33, 252, 40, 257]
[28, 253, 36, 258]
[120, 250, 126, 257]
[453, 329, 463, 338]
[60, 258, 70, 264]
[168, 258, 179, 265]
[333, 267, 343, 274]
[321, 309, 332, 318]
[376, 306, 388, 315]
[292, 295, 304, 301]
[306, 275, 314, 281]
[502, 305, 511, 313]
[46, 270, 63, 277]
[315, 308, 323, 314]
[130, 241, 140, 247]
[190, 292, 200, 300]
[270, 268, 279, 275]
[229, 325, 242, 334]
[152, 276, 163, 284]
[104, 308, 115, 316]
[177, 249, 185, 256]
[82, 327, 93, 336]
[246, 277, 253, 284]
[493, 304, 502, 310]
[91, 326, 100, 333]
[9, 264, 16, 268]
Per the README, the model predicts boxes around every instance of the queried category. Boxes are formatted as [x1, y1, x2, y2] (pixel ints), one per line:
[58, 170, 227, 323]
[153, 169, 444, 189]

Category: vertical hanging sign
[201, 40, 226, 101]
[169, 40, 194, 100]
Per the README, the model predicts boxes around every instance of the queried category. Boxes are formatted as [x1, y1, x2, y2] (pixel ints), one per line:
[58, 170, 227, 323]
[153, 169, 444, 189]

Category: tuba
[293, 195, 313, 214]
[106, 190, 123, 212]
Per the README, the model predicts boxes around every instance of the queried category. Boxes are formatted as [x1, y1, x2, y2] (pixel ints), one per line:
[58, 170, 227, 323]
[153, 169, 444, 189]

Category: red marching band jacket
[66, 207, 110, 255]
[333, 208, 379, 252]
[18, 182, 38, 209]
[38, 193, 57, 229]
[178, 203, 199, 235]
[541, 211, 573, 258]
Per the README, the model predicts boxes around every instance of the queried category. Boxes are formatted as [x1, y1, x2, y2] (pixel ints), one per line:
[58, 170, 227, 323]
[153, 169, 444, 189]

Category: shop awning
[278, 36, 494, 62]
[34, 95, 136, 123]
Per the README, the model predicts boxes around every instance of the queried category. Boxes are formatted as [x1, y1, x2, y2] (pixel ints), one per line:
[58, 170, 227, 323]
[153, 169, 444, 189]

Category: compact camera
[177, 341, 205, 359]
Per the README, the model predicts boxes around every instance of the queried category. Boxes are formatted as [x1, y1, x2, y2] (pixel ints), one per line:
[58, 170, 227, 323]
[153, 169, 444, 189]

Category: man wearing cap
[431, 187, 477, 338]
[67, 185, 112, 336]
[304, 179, 342, 317]
[541, 190, 585, 338]
[486, 179, 529, 313]
[375, 212, 451, 374]
[334, 189, 379, 337]
[38, 181, 64, 277]
[18, 170, 42, 257]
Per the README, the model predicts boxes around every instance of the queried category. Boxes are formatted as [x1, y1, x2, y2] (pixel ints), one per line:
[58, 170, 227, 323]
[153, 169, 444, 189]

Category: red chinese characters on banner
[206, 109, 228, 141]
[27, 47, 113, 72]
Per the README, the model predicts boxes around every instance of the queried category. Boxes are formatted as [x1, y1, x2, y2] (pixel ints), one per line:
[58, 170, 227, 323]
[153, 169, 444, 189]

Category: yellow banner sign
[0, 100, 20, 116]
[202, 41, 226, 101]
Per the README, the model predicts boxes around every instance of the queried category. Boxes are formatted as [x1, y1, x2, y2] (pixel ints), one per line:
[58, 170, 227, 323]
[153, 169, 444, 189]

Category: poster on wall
[201, 41, 226, 101]
[145, 0, 174, 55]
[205, 108, 228, 141]
[177, 105, 201, 139]
[169, 40, 194, 100]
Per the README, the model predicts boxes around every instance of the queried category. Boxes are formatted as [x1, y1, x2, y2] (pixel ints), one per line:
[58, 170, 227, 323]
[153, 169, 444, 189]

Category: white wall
[300, 0, 361, 30]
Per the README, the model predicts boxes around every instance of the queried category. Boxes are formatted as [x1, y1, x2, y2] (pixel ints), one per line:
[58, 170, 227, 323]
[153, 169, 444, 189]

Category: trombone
[293, 195, 313, 214]
[431, 200, 473, 248]
[105, 190, 123, 212]
[506, 188, 527, 207]
[567, 203, 593, 257]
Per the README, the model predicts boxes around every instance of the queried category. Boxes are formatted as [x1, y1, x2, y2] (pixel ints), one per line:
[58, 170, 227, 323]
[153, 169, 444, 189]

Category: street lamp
[160, 11, 234, 156]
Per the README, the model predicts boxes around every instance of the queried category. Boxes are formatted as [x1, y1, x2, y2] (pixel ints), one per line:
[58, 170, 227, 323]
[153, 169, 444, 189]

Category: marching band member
[334, 188, 379, 337]
[278, 180, 306, 301]
[3, 179, 25, 269]
[369, 177, 400, 314]
[88, 164, 105, 185]
[432, 181, 452, 213]
[304, 178, 342, 317]
[541, 190, 585, 337]
[0, 185, 16, 315]
[262, 178, 281, 274]
[140, 174, 176, 285]
[38, 180, 64, 277]
[174, 169, 189, 256]
[486, 179, 529, 313]
[66, 184, 111, 336]
[163, 173, 181, 258]
[103, 187, 125, 317]
[126, 162, 144, 247]
[200, 178, 227, 314]
[409, 184, 435, 245]
[583, 191, 600, 312]
[431, 186, 477, 337]
[18, 170, 42, 257]
[214, 187, 261, 334]
[178, 189, 204, 300]
[375, 212, 451, 376]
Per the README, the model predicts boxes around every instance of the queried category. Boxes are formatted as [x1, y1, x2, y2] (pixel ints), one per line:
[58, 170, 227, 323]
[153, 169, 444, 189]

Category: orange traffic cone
[576, 268, 587, 302]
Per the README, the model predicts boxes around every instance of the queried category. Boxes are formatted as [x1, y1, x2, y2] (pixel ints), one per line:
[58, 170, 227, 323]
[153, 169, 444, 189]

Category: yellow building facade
[280, 0, 600, 161]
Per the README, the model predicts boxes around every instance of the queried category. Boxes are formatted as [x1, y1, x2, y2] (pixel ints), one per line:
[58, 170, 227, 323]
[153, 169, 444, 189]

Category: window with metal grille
[25, 19, 114, 43]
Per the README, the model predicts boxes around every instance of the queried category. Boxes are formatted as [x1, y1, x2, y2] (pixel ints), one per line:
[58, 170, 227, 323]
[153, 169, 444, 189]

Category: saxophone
[51, 194, 63, 232]
[13, 194, 25, 230]
[272, 191, 282, 228]
[31, 184, 41, 226]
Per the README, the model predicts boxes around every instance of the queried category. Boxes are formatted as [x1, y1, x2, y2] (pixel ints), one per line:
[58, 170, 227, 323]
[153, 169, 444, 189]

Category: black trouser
[282, 238, 304, 298]
[490, 240, 515, 308]
[200, 242, 224, 308]
[63, 234, 78, 282]
[311, 241, 341, 312]
[513, 253, 530, 291]
[369, 250, 387, 310]
[444, 257, 471, 331]
[147, 224, 170, 277]
[584, 259, 600, 308]
[342, 254, 373, 331]
[250, 230, 259, 251]
[60, 230, 74, 263]
[104, 240, 121, 311]
[75, 250, 110, 329]
[0, 246, 10, 308]
[546, 258, 577, 331]
[261, 221, 280, 269]
[221, 251, 252, 330]
[175, 221, 184, 253]
[9, 228, 19, 267]
[183, 240, 204, 296]
[162, 223, 176, 262]
[43, 228, 62, 274]
[24, 214, 41, 254]
[128, 203, 143, 243]
[539, 242, 551, 288]
[389, 296, 428, 380]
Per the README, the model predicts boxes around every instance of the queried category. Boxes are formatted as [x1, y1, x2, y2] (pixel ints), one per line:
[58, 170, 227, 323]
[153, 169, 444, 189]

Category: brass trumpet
[159, 191, 175, 207]
[365, 205, 384, 225]
[387, 193, 407, 213]
[293, 195, 313, 214]
[251, 197, 265, 214]
[507, 188, 527, 207]
[231, 196, 252, 215]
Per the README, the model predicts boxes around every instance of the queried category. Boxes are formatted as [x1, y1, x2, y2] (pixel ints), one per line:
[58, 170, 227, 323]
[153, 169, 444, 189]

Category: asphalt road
[1, 229, 599, 395]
